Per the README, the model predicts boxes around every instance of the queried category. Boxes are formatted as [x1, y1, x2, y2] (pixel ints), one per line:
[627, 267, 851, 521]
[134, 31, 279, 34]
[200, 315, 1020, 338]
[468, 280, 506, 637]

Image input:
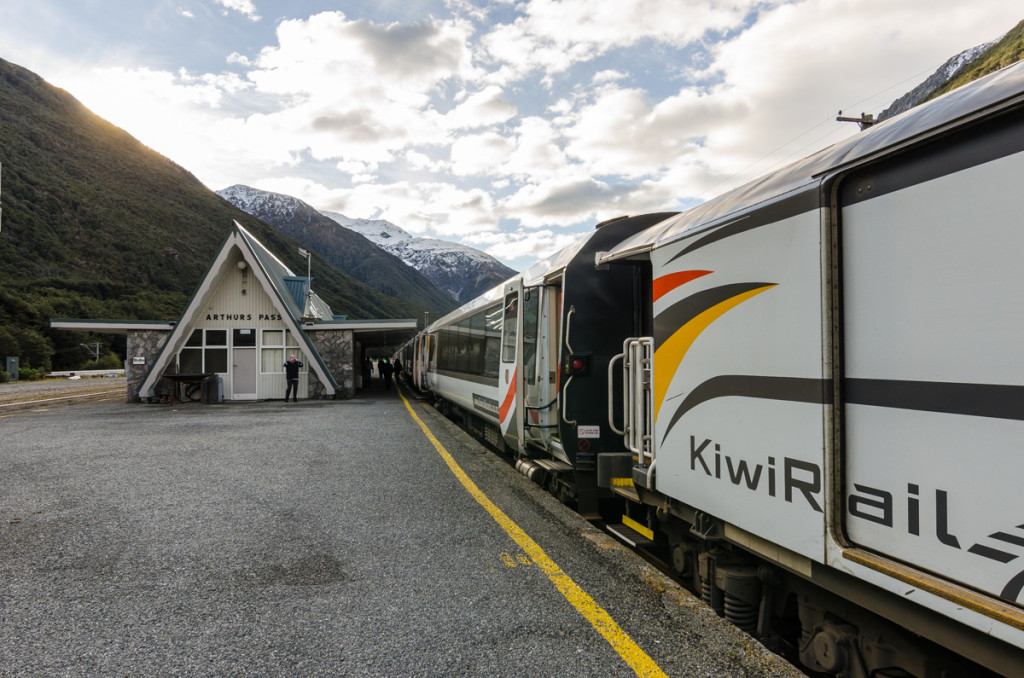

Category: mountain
[924, 19, 1024, 101]
[321, 212, 517, 304]
[216, 185, 457, 316]
[0, 56, 443, 372]
[877, 43, 997, 121]
[878, 19, 1024, 121]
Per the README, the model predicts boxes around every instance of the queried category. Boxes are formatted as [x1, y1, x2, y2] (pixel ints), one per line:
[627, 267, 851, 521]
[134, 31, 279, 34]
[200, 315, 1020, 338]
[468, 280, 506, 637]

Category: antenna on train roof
[837, 110, 876, 130]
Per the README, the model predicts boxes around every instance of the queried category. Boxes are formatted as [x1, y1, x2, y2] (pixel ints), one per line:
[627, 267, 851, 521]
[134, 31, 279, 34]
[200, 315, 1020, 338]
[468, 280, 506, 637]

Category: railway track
[0, 379, 126, 413]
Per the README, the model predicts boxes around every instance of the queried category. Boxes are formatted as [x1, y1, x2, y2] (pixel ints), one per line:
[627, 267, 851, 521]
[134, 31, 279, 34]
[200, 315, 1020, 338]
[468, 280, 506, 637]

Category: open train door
[498, 279, 526, 452]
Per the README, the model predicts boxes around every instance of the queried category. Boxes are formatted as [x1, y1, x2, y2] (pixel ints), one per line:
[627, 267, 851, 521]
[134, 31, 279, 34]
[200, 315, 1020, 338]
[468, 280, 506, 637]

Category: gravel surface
[0, 387, 803, 677]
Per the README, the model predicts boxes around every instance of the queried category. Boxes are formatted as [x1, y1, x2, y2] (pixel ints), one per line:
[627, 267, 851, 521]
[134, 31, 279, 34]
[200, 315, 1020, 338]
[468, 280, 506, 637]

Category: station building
[52, 221, 417, 402]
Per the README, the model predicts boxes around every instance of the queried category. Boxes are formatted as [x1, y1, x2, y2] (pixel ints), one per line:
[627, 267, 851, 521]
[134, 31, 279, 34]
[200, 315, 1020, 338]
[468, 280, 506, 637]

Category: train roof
[424, 225, 606, 330]
[601, 59, 1024, 263]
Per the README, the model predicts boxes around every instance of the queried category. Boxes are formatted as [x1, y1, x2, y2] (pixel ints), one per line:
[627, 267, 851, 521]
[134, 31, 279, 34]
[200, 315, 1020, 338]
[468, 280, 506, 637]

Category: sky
[0, 1, 1019, 271]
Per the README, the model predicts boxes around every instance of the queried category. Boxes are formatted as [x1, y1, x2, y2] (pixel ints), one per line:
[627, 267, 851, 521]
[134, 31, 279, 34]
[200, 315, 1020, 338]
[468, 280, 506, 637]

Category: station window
[261, 329, 305, 373]
[180, 329, 228, 373]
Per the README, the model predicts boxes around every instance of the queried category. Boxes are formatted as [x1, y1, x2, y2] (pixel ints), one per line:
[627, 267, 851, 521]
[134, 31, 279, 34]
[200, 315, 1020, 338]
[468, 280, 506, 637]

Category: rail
[0, 387, 124, 411]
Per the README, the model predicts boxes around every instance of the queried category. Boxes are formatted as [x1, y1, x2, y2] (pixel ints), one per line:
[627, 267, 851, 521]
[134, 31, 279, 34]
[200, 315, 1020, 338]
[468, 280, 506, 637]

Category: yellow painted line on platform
[397, 387, 667, 678]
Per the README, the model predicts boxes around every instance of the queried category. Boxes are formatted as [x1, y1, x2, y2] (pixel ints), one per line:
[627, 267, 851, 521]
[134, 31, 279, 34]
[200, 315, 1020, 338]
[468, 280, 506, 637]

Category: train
[396, 60, 1024, 677]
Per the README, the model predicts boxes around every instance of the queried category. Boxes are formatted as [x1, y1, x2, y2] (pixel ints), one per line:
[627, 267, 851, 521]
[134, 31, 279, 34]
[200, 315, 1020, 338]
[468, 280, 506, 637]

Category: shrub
[18, 367, 42, 381]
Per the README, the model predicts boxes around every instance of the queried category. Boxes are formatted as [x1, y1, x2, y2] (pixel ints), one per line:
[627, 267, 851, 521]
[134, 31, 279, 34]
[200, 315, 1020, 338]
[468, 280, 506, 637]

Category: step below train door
[498, 279, 526, 452]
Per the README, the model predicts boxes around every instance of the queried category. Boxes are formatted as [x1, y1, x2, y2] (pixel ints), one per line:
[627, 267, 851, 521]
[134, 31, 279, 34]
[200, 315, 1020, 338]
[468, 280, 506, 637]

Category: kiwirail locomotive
[398, 61, 1024, 676]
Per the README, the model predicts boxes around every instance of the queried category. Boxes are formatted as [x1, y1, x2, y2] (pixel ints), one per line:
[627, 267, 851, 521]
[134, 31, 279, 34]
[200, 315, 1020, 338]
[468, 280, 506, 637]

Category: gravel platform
[0, 384, 802, 677]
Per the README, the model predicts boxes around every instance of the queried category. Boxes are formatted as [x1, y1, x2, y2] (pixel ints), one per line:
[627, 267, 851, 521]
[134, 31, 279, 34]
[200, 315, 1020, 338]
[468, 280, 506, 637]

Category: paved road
[0, 386, 801, 677]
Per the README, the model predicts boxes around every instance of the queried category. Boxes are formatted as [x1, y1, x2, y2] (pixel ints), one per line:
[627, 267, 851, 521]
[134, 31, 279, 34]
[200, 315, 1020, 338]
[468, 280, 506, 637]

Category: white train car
[599, 62, 1024, 675]
[413, 61, 1024, 676]
[421, 213, 677, 495]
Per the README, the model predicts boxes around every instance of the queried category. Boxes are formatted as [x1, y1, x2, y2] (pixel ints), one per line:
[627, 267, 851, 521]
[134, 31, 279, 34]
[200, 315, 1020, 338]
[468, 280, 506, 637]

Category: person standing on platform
[284, 354, 303, 402]
[381, 359, 394, 390]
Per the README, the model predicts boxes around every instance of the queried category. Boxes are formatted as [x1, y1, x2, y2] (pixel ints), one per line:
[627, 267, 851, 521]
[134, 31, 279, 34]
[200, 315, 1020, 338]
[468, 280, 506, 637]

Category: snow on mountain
[216, 184, 458, 315]
[321, 213, 414, 244]
[218, 183, 310, 220]
[877, 39, 999, 121]
[321, 211, 516, 303]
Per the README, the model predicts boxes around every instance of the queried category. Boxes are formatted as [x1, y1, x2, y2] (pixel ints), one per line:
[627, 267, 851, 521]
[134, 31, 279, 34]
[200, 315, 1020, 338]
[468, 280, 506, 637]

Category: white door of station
[232, 328, 257, 400]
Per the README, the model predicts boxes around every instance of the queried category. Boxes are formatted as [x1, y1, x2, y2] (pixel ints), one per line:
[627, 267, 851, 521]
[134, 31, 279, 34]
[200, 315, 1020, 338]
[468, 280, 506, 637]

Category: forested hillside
[0, 58, 442, 372]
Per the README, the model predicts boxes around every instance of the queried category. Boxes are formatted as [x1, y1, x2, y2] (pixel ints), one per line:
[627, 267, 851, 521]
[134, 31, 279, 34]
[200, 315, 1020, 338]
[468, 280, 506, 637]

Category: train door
[425, 332, 439, 391]
[498, 279, 526, 451]
[413, 334, 425, 390]
[522, 285, 559, 452]
[838, 121, 1024, 607]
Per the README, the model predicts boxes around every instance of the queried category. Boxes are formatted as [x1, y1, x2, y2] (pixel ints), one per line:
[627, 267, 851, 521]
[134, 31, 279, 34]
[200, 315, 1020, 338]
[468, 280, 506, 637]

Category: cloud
[248, 12, 475, 97]
[444, 85, 517, 130]
[15, 0, 1023, 271]
[479, 0, 759, 82]
[214, 0, 260, 21]
[450, 132, 515, 176]
[500, 175, 638, 227]
[473, 228, 587, 264]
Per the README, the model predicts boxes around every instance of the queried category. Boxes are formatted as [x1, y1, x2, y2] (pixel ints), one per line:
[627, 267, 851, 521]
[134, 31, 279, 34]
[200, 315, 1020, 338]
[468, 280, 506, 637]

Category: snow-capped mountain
[877, 40, 999, 121]
[216, 185, 458, 316]
[321, 212, 517, 304]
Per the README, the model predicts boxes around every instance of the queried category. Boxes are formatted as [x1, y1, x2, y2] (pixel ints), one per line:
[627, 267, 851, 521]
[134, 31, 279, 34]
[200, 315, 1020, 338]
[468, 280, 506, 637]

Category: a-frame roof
[138, 221, 338, 398]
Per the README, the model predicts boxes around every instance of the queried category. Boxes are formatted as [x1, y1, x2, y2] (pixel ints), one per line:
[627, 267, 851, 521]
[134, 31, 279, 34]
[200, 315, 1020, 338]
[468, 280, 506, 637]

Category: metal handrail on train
[561, 306, 577, 427]
[612, 337, 654, 465]
[632, 338, 654, 465]
[607, 348, 626, 435]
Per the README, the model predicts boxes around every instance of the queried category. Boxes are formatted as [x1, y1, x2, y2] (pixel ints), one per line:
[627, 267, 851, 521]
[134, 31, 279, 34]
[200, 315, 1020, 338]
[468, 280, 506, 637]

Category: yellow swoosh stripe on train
[653, 282, 776, 416]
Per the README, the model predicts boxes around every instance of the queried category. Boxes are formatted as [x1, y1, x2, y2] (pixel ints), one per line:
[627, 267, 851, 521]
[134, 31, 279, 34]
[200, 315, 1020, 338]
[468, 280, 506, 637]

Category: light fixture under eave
[237, 260, 247, 270]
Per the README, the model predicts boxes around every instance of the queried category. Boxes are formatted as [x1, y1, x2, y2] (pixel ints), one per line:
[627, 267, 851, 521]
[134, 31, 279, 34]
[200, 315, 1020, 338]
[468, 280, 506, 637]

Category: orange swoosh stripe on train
[499, 368, 517, 423]
[652, 282, 776, 417]
[652, 270, 712, 302]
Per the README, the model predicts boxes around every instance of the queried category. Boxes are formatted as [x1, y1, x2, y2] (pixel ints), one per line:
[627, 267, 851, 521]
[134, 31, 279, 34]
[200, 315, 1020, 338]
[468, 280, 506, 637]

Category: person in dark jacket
[284, 354, 303, 402]
[381, 359, 394, 390]
[362, 356, 373, 386]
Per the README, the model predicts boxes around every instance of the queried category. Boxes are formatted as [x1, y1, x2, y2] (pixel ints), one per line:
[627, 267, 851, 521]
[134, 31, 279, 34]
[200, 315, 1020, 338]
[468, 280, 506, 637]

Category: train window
[501, 293, 518, 361]
[439, 328, 457, 372]
[456, 318, 471, 373]
[484, 303, 502, 378]
[522, 289, 539, 383]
